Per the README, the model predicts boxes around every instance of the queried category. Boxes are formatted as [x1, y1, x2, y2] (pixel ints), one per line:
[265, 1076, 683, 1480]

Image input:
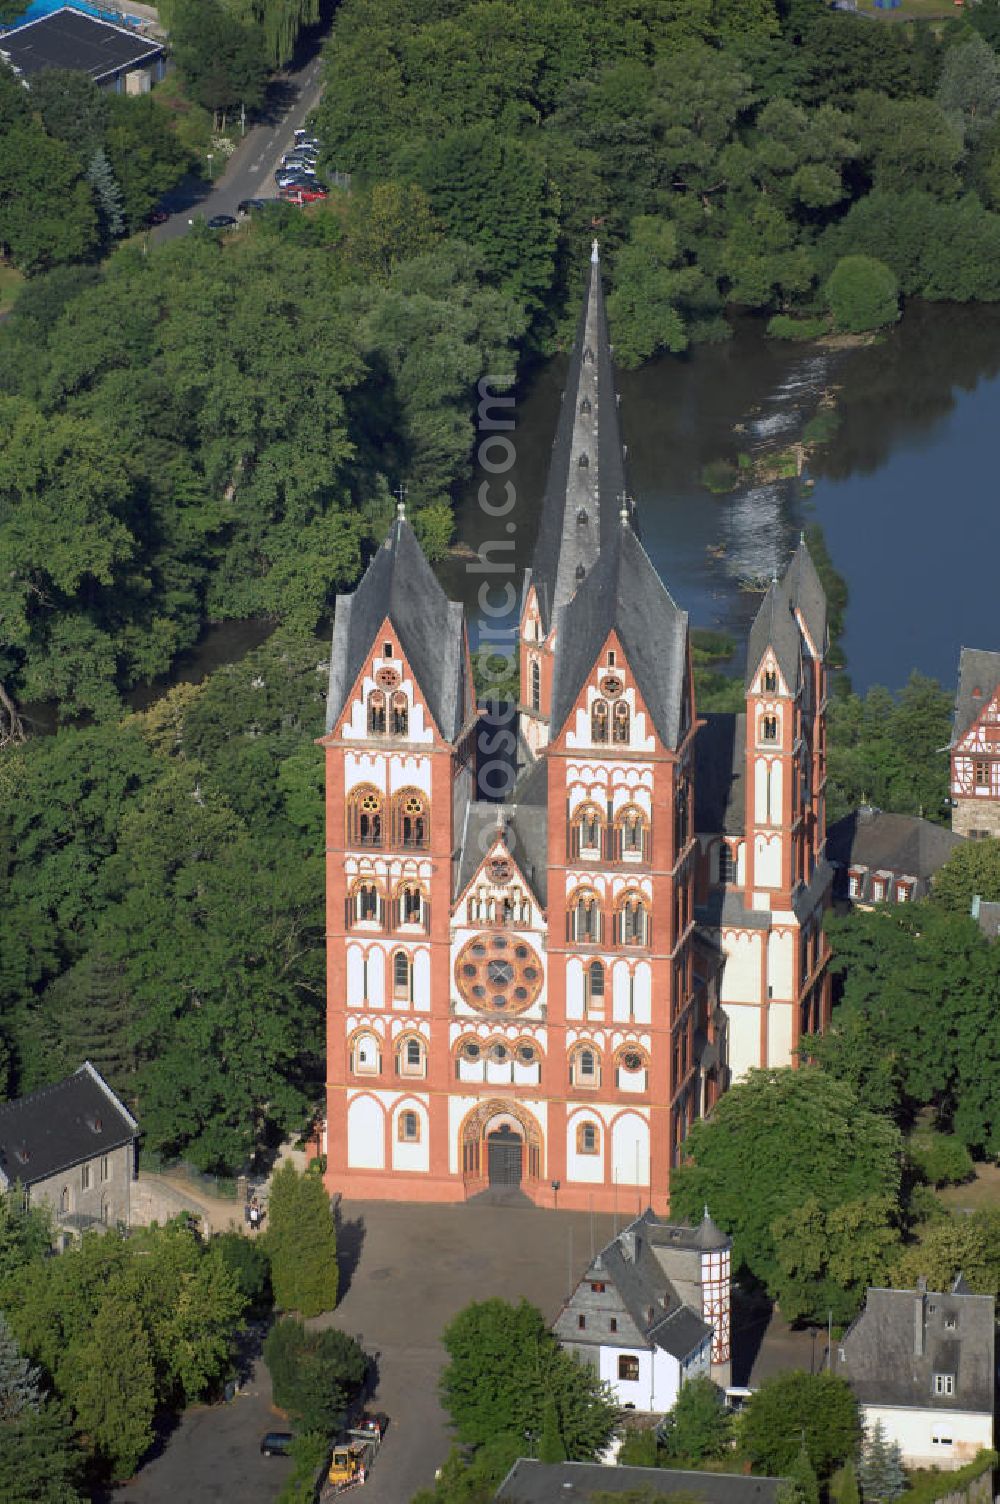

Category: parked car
[280, 158, 317, 174]
[279, 184, 328, 204]
[275, 169, 316, 188]
[237, 198, 267, 215]
[293, 130, 320, 147]
[146, 207, 169, 225]
[260, 1432, 294, 1458]
[206, 214, 237, 230]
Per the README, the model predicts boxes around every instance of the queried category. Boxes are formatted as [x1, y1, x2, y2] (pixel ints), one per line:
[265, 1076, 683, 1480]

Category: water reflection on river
[443, 303, 1000, 693]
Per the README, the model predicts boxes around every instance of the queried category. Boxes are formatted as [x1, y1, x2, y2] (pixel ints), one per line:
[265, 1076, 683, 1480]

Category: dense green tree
[103, 96, 191, 230]
[778, 1446, 821, 1504]
[770, 1195, 901, 1325]
[264, 1162, 338, 1316]
[813, 903, 1000, 1152]
[740, 1371, 860, 1479]
[67, 1297, 156, 1477]
[168, 0, 269, 122]
[0, 1400, 83, 1504]
[670, 1068, 902, 1297]
[858, 1421, 906, 1503]
[86, 148, 125, 241]
[851, 93, 963, 199]
[0, 1191, 52, 1283]
[214, 1230, 272, 1311]
[835, 1460, 860, 1504]
[826, 674, 953, 826]
[936, 33, 1000, 144]
[0, 1311, 40, 1421]
[931, 837, 1000, 914]
[0, 125, 98, 273]
[658, 1377, 733, 1464]
[538, 1395, 568, 1463]
[263, 1319, 367, 1433]
[824, 256, 899, 335]
[608, 217, 721, 364]
[30, 70, 110, 159]
[893, 1211, 1000, 1296]
[440, 1299, 617, 1459]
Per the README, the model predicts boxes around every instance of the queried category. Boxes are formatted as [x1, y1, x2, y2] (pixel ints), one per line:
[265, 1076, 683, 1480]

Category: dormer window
[764, 669, 777, 693]
[577, 508, 589, 525]
[580, 397, 591, 415]
[578, 452, 590, 468]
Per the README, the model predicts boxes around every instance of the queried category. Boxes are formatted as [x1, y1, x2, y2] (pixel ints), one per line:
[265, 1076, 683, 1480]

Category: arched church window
[392, 950, 412, 1002]
[570, 1045, 601, 1087]
[591, 699, 609, 745]
[349, 786, 383, 847]
[577, 1121, 599, 1154]
[350, 878, 381, 925]
[571, 803, 603, 859]
[584, 959, 605, 1008]
[391, 692, 408, 736]
[617, 891, 649, 947]
[617, 805, 648, 861]
[367, 690, 386, 735]
[397, 1034, 425, 1076]
[763, 668, 778, 693]
[398, 1110, 420, 1142]
[394, 789, 429, 849]
[761, 714, 778, 744]
[612, 702, 630, 744]
[397, 881, 425, 928]
[569, 888, 602, 944]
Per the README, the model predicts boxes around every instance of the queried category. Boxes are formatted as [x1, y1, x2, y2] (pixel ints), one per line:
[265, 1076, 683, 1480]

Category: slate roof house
[552, 1208, 732, 1412]
[320, 242, 833, 1214]
[495, 1460, 787, 1504]
[0, 8, 165, 92]
[0, 1062, 139, 1238]
[827, 806, 965, 907]
[834, 1277, 995, 1469]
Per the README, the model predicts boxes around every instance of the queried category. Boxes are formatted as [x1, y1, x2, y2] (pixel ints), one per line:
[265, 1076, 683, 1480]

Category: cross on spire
[394, 482, 408, 520]
[618, 492, 631, 527]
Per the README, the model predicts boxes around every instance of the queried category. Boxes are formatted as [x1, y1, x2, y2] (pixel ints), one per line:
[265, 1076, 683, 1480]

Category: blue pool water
[7, 0, 145, 28]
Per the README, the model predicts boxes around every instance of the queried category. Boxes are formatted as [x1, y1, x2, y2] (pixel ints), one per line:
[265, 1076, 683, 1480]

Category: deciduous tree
[741, 1372, 860, 1479]
[264, 1163, 339, 1316]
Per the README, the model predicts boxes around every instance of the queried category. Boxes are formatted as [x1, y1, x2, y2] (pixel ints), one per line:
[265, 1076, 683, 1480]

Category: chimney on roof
[620, 1227, 639, 1263]
[915, 1276, 927, 1357]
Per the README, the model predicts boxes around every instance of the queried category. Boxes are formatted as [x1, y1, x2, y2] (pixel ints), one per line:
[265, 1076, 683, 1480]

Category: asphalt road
[152, 28, 329, 240]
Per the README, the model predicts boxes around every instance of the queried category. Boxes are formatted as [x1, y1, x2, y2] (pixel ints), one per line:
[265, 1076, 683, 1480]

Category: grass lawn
[936, 1161, 1000, 1213]
[0, 262, 24, 316]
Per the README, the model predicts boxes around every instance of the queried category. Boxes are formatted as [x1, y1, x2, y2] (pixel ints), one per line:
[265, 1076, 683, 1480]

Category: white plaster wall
[612, 1113, 649, 1185]
[389, 755, 432, 794]
[598, 1346, 681, 1414]
[347, 1095, 385, 1168]
[766, 930, 794, 1000]
[414, 949, 431, 1011]
[391, 1102, 430, 1172]
[369, 949, 385, 1008]
[766, 1003, 793, 1069]
[754, 834, 782, 888]
[754, 759, 768, 824]
[718, 932, 761, 1005]
[567, 1110, 605, 1183]
[567, 957, 585, 1020]
[457, 1057, 485, 1084]
[347, 945, 365, 1005]
[862, 1405, 993, 1470]
[722, 1003, 760, 1080]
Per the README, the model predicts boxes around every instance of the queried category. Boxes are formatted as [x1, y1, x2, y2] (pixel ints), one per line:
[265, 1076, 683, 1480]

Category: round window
[454, 934, 543, 1014]
[518, 1045, 535, 1063]
[622, 1051, 644, 1072]
[464, 1042, 480, 1059]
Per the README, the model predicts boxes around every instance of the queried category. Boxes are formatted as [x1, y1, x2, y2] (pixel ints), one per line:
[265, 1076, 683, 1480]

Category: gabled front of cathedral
[320, 248, 833, 1213]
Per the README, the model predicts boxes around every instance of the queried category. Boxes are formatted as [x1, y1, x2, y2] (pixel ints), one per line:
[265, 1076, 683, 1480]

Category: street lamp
[206, 152, 215, 182]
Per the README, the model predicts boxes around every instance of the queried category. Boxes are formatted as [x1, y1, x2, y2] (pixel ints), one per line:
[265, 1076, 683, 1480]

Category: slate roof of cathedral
[454, 759, 549, 907]
[550, 520, 689, 749]
[836, 1281, 995, 1414]
[745, 575, 802, 693]
[695, 713, 746, 835]
[495, 1461, 788, 1504]
[827, 807, 964, 894]
[783, 535, 827, 653]
[524, 246, 628, 636]
[952, 646, 1000, 742]
[0, 1063, 138, 1190]
[326, 517, 466, 741]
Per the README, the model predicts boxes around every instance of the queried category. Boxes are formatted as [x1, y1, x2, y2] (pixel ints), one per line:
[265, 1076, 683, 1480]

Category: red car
[279, 184, 328, 205]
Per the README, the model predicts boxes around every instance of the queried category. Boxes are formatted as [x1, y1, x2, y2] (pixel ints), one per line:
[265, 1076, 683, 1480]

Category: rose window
[455, 934, 542, 1013]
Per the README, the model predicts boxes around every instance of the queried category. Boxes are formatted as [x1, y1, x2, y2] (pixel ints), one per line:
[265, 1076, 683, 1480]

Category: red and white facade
[321, 250, 831, 1213]
[950, 648, 1000, 839]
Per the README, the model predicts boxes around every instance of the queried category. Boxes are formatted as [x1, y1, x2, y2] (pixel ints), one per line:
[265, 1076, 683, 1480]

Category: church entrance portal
[487, 1124, 523, 1188]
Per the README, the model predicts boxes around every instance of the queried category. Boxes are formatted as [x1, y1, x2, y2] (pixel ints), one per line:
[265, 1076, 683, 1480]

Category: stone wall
[952, 799, 1000, 839]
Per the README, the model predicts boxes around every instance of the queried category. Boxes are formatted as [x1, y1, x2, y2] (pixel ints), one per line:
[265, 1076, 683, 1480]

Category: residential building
[950, 647, 1000, 838]
[321, 244, 832, 1212]
[0, 1061, 139, 1237]
[835, 1277, 995, 1469]
[0, 8, 165, 92]
[552, 1209, 732, 1412]
[494, 1460, 787, 1504]
[827, 806, 964, 907]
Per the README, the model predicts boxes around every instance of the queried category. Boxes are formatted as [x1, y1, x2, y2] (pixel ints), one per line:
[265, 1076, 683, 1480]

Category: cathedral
[320, 247, 832, 1213]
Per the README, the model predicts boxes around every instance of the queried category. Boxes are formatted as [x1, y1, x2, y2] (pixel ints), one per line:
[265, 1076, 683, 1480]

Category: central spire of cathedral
[524, 243, 628, 635]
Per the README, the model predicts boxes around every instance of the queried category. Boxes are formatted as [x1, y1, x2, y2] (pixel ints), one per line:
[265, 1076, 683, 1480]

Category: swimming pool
[5, 0, 146, 29]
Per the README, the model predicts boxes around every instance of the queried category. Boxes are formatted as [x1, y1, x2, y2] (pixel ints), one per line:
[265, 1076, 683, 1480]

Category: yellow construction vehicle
[325, 1421, 384, 1494]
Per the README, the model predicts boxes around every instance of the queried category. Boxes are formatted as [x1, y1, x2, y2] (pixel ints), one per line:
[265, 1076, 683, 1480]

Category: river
[441, 301, 1000, 694]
